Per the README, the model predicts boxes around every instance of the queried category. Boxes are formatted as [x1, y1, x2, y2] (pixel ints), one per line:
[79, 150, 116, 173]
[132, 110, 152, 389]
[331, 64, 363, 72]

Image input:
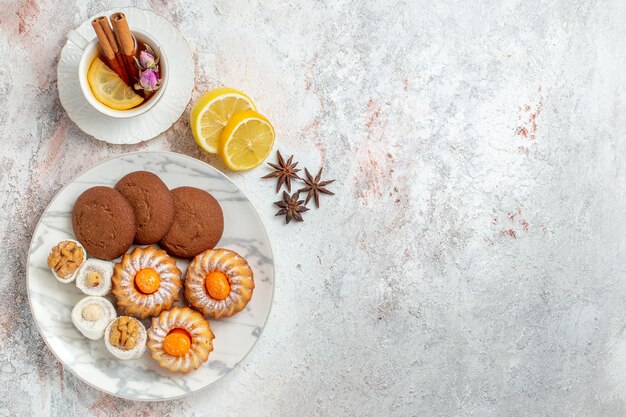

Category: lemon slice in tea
[87, 58, 143, 110]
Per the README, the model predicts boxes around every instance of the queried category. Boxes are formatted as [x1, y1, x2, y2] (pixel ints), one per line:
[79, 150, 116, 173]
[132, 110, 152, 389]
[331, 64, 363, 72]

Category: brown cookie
[72, 186, 136, 260]
[159, 187, 224, 258]
[115, 171, 175, 244]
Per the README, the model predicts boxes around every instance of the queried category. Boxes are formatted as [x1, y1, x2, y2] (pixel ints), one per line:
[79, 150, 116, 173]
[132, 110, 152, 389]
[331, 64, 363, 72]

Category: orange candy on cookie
[204, 271, 230, 300]
[163, 328, 191, 356]
[135, 268, 161, 294]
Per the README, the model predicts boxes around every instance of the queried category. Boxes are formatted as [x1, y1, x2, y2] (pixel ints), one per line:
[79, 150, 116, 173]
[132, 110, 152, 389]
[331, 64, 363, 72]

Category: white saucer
[57, 7, 194, 144]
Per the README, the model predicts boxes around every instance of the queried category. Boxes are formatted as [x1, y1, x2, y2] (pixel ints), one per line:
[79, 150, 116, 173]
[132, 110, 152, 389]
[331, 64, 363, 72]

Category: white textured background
[2, 0, 626, 416]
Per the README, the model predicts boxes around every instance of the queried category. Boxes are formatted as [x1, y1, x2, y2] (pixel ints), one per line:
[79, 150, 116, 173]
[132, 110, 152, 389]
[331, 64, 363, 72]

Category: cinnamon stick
[110, 12, 137, 80]
[96, 16, 129, 84]
[91, 17, 129, 84]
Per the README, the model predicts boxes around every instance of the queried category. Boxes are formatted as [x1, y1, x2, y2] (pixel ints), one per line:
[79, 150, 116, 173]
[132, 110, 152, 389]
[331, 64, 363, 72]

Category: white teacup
[66, 28, 169, 119]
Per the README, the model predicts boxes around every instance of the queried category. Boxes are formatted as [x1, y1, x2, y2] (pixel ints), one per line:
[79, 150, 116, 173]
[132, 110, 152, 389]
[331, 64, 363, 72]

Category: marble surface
[1, 0, 626, 415]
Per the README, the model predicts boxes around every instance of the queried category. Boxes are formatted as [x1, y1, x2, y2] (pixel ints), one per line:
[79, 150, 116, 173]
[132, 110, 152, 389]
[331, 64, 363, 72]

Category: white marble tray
[26, 151, 274, 400]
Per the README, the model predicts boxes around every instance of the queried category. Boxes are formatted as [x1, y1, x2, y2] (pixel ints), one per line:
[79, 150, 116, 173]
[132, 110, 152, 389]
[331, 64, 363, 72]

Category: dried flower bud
[139, 50, 156, 69]
[135, 69, 161, 93]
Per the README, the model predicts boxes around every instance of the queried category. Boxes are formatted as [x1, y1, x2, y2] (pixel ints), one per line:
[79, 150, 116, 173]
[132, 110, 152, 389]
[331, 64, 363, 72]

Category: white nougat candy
[104, 316, 147, 360]
[71, 296, 117, 340]
[48, 239, 87, 284]
[76, 259, 113, 296]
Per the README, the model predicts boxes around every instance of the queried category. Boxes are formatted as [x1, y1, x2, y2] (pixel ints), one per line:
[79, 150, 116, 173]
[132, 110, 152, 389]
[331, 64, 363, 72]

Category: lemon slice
[219, 110, 275, 171]
[87, 58, 144, 110]
[190, 87, 256, 154]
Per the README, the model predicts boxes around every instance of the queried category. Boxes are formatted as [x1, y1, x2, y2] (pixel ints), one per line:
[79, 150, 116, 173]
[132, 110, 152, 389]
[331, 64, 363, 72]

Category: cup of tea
[66, 28, 169, 119]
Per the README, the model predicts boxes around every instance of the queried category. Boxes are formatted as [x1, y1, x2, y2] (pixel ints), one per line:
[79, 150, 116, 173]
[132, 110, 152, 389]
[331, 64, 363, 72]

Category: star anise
[274, 191, 309, 224]
[298, 167, 335, 208]
[262, 150, 301, 192]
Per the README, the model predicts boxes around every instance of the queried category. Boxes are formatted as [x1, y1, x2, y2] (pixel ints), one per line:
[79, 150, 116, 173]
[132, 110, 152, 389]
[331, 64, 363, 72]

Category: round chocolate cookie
[72, 186, 136, 261]
[159, 187, 224, 258]
[115, 171, 175, 245]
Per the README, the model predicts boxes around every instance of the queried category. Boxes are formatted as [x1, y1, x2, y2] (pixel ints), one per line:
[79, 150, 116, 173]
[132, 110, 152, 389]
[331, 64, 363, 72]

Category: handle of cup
[66, 30, 88, 50]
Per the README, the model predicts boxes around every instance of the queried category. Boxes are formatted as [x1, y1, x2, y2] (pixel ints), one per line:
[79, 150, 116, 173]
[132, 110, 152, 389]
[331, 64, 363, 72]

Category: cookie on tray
[159, 187, 224, 258]
[115, 171, 175, 244]
[72, 186, 136, 260]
